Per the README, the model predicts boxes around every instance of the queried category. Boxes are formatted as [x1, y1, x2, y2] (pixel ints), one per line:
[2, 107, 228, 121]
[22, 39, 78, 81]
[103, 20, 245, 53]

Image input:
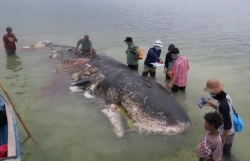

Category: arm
[164, 54, 169, 73]
[75, 44, 79, 53]
[12, 33, 18, 42]
[90, 47, 93, 58]
[89, 41, 93, 58]
[125, 49, 128, 54]
[219, 103, 232, 142]
[3, 36, 8, 54]
[221, 130, 230, 144]
[168, 63, 179, 88]
[168, 76, 177, 89]
[204, 101, 217, 110]
[165, 53, 169, 68]
[148, 49, 160, 61]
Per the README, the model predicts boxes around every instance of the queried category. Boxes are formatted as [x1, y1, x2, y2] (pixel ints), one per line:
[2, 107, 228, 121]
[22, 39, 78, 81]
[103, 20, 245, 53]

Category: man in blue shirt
[142, 40, 164, 77]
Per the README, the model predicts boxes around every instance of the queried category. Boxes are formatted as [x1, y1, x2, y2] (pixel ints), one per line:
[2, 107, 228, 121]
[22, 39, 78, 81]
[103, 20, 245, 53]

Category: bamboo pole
[0, 82, 39, 146]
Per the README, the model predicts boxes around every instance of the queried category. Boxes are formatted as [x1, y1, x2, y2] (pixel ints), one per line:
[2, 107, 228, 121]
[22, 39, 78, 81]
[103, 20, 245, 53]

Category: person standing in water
[142, 40, 164, 77]
[164, 44, 175, 79]
[124, 37, 139, 70]
[167, 47, 189, 92]
[3, 27, 18, 56]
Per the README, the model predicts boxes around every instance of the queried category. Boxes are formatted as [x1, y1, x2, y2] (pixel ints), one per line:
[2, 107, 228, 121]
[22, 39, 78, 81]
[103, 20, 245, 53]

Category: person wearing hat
[167, 47, 189, 92]
[203, 79, 235, 156]
[3, 27, 18, 56]
[124, 37, 139, 70]
[142, 40, 164, 77]
[164, 44, 175, 79]
[75, 35, 96, 58]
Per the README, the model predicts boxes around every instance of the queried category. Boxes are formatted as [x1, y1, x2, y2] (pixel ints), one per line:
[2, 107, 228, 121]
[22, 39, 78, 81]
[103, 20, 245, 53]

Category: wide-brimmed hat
[153, 40, 163, 47]
[124, 37, 132, 42]
[204, 79, 224, 93]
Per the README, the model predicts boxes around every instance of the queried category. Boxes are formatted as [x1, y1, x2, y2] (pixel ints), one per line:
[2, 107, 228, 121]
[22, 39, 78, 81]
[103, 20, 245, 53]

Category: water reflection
[5, 54, 23, 79]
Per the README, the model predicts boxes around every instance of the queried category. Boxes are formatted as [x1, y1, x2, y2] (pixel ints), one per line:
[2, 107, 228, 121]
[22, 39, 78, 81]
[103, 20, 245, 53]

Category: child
[196, 111, 223, 161]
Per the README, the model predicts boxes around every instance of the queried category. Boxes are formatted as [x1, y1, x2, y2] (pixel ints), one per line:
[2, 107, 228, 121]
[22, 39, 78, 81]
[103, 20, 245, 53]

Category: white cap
[153, 40, 163, 47]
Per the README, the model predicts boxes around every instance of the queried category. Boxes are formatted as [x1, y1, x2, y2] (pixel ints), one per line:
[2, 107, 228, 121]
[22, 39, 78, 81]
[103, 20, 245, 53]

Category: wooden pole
[0, 82, 39, 146]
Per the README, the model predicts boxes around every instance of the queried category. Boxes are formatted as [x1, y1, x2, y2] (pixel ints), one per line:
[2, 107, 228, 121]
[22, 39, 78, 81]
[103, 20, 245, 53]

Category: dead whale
[34, 41, 191, 138]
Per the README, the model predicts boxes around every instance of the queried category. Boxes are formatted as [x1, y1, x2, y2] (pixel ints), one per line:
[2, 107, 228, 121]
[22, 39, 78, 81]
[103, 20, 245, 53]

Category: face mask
[172, 54, 180, 60]
[155, 46, 161, 50]
[209, 92, 216, 97]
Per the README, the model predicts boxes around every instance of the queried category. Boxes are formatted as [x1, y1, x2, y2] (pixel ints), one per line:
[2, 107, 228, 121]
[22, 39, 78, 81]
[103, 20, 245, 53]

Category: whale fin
[101, 104, 124, 138]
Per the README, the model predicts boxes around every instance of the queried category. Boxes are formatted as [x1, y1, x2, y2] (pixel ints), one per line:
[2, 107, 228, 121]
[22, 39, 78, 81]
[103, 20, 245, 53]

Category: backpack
[129, 46, 143, 60]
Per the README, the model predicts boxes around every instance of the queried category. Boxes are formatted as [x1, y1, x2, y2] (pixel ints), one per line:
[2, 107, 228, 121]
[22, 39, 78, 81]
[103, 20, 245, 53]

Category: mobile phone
[197, 97, 206, 109]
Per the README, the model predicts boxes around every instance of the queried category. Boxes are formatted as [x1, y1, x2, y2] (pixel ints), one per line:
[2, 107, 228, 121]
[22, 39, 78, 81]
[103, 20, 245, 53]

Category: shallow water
[0, 0, 250, 160]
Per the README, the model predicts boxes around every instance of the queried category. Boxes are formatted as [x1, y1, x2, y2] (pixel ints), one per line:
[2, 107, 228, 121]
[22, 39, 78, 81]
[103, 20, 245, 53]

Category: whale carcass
[34, 41, 191, 138]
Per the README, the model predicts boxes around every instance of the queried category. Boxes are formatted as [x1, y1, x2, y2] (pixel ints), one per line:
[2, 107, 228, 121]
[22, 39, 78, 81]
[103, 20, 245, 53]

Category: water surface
[0, 0, 249, 160]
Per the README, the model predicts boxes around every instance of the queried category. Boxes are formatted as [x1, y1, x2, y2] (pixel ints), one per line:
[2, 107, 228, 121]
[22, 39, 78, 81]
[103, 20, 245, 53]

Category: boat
[0, 93, 21, 161]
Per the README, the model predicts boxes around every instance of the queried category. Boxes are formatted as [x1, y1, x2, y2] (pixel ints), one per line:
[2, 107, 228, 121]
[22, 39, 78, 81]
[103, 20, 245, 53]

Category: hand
[90, 55, 92, 58]
[125, 50, 128, 54]
[159, 59, 164, 64]
[167, 70, 173, 75]
[164, 68, 167, 74]
[222, 141, 225, 146]
[203, 100, 212, 106]
[168, 83, 173, 89]
[5, 49, 8, 54]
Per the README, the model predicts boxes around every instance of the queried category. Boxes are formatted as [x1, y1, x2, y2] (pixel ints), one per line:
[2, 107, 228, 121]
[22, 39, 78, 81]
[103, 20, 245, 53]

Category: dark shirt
[144, 47, 161, 68]
[164, 51, 174, 68]
[218, 98, 232, 130]
[214, 91, 232, 130]
[3, 34, 16, 50]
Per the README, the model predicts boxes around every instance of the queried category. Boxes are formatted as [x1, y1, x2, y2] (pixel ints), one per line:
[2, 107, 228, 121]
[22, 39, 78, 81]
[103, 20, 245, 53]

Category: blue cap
[168, 44, 175, 50]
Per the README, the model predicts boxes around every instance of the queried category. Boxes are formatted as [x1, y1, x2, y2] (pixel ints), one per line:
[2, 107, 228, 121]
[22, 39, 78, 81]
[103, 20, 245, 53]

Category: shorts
[222, 132, 235, 155]
[142, 66, 156, 77]
[128, 64, 138, 70]
[81, 48, 95, 53]
[7, 49, 16, 56]
[171, 85, 186, 93]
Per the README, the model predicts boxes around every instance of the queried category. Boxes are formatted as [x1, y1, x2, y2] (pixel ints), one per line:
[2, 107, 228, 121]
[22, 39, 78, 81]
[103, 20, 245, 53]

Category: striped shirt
[172, 56, 189, 87]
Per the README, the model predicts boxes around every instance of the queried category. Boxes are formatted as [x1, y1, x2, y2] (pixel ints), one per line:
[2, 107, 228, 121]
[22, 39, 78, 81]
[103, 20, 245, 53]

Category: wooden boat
[0, 93, 21, 161]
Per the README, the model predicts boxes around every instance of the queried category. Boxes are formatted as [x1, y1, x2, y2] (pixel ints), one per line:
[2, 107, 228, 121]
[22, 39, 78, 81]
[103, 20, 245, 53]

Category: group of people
[196, 79, 235, 161]
[124, 37, 189, 93]
[3, 28, 236, 161]
[124, 37, 235, 161]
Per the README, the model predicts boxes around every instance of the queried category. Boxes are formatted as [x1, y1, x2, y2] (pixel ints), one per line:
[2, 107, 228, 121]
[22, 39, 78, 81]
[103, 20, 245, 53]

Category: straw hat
[204, 79, 224, 93]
